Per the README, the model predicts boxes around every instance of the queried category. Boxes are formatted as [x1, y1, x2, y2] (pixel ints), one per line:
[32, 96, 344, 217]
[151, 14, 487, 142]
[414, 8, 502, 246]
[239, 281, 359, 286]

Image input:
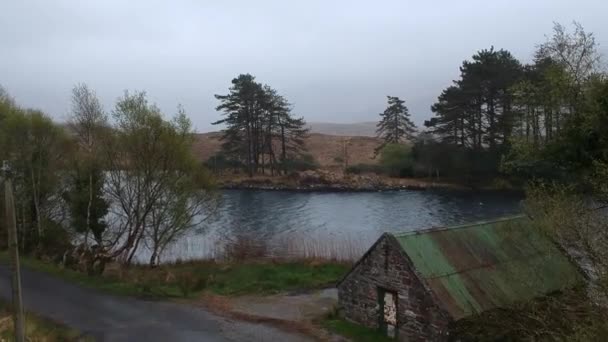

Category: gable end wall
[338, 234, 450, 341]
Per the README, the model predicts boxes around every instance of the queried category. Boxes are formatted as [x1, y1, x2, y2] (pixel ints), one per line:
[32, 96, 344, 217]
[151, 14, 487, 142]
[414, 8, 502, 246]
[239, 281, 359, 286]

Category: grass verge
[0, 301, 89, 341]
[3, 253, 350, 299]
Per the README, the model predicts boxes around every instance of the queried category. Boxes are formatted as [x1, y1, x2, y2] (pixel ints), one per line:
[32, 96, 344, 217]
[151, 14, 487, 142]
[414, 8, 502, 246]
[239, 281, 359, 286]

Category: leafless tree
[68, 84, 108, 246]
[103, 92, 216, 265]
[538, 22, 602, 105]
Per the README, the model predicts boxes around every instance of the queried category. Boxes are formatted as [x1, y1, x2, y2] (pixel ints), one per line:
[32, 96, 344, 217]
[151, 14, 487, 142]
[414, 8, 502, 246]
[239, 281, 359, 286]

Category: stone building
[337, 216, 581, 341]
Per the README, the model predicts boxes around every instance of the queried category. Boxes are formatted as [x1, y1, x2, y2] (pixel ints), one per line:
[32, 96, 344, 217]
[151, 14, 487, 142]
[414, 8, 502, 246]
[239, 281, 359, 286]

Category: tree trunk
[85, 171, 93, 248]
[245, 103, 254, 177]
[488, 96, 496, 148]
[280, 124, 287, 174]
[126, 227, 145, 265]
[526, 106, 530, 142]
[30, 167, 42, 240]
[149, 247, 158, 267]
[20, 207, 26, 252]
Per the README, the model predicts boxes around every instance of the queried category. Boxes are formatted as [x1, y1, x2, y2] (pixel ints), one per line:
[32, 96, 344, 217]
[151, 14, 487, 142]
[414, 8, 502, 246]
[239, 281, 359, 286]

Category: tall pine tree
[424, 47, 523, 176]
[376, 96, 417, 152]
[213, 74, 308, 176]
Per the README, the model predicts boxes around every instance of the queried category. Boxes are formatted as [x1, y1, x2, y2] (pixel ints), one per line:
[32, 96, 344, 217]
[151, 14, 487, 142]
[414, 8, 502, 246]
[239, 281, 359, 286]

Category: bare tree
[68, 84, 108, 247]
[145, 177, 218, 266]
[103, 92, 215, 265]
[144, 109, 219, 266]
[538, 22, 602, 106]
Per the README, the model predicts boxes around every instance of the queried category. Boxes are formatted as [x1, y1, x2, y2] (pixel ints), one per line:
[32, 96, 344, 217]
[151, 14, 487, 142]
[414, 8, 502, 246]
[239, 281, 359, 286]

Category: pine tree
[213, 74, 265, 177]
[214, 74, 308, 176]
[424, 47, 523, 176]
[376, 96, 417, 152]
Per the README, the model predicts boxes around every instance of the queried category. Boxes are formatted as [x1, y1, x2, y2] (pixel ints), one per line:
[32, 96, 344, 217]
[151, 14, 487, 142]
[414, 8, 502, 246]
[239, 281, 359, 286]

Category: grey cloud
[1, 0, 607, 132]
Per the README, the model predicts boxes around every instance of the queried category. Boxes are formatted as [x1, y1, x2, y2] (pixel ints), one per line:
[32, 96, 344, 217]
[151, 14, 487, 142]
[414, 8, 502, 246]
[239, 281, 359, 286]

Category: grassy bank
[6, 254, 350, 299]
[0, 301, 88, 341]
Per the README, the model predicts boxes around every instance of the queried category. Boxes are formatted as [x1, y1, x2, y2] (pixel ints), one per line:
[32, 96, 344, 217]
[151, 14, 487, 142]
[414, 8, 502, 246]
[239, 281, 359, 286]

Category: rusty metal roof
[394, 216, 581, 320]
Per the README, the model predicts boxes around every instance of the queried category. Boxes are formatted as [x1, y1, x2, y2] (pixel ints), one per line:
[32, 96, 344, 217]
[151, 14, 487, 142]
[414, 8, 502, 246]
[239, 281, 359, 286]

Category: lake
[138, 189, 524, 263]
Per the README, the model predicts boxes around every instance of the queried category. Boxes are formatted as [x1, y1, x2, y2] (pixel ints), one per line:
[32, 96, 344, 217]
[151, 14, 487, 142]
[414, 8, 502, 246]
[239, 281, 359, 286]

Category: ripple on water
[136, 189, 523, 263]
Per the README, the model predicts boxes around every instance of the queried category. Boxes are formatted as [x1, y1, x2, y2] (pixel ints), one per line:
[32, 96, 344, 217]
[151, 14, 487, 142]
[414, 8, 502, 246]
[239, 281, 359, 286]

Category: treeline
[414, 22, 607, 183]
[212, 74, 309, 176]
[0, 85, 216, 268]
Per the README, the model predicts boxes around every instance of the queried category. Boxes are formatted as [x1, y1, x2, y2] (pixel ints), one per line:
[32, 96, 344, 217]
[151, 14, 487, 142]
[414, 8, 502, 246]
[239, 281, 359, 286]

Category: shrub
[204, 153, 244, 173]
[345, 163, 384, 175]
[281, 154, 319, 172]
[174, 272, 198, 297]
[379, 144, 413, 177]
[37, 220, 73, 261]
[450, 287, 608, 341]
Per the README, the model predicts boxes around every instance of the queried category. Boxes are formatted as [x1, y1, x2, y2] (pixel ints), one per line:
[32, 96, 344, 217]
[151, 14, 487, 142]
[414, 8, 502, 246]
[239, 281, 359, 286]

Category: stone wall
[338, 234, 450, 341]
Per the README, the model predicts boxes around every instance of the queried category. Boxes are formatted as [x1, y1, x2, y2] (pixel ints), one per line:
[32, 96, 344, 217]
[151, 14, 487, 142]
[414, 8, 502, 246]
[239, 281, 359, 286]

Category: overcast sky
[1, 1, 607, 132]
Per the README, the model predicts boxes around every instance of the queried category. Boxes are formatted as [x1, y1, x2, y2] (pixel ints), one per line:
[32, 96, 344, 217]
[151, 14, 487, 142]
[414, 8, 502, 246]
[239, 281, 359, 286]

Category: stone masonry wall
[338, 234, 449, 341]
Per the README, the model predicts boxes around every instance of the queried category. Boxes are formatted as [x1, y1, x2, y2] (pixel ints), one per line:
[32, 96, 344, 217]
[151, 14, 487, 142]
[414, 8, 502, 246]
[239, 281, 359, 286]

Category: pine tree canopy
[213, 74, 309, 176]
[376, 96, 417, 151]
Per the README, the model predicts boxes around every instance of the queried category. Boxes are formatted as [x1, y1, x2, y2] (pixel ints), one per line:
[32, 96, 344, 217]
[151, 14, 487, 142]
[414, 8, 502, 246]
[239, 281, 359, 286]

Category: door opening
[378, 288, 398, 338]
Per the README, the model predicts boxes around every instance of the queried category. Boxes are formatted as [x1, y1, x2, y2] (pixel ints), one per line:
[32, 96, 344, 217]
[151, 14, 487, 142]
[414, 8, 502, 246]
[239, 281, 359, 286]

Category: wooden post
[3, 161, 25, 342]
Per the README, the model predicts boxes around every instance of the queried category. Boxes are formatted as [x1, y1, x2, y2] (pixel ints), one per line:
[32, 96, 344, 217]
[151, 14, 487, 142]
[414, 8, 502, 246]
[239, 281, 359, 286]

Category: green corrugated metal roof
[394, 216, 581, 320]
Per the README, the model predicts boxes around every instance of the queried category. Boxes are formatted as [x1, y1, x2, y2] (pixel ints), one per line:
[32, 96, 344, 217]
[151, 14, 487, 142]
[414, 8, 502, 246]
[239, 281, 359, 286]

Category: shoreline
[216, 173, 523, 194]
[219, 182, 464, 192]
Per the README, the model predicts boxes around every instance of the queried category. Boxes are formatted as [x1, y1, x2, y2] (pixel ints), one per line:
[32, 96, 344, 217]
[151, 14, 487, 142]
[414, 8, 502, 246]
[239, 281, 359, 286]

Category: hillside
[306, 122, 377, 137]
[192, 132, 381, 168]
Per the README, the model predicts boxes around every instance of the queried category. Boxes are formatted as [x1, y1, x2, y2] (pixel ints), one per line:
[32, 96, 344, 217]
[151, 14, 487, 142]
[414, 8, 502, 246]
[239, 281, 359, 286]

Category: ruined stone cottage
[337, 216, 582, 341]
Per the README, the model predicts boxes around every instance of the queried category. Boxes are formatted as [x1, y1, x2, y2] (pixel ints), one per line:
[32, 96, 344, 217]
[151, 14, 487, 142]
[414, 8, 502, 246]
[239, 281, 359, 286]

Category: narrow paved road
[0, 264, 312, 341]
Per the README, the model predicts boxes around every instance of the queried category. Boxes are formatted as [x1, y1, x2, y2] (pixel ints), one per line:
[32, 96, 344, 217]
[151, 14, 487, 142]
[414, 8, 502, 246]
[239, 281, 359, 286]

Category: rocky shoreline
[217, 170, 469, 192]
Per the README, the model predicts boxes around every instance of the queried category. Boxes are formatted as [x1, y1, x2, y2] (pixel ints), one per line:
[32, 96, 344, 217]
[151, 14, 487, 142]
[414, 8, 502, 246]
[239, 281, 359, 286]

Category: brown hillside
[306, 121, 377, 137]
[192, 132, 381, 168]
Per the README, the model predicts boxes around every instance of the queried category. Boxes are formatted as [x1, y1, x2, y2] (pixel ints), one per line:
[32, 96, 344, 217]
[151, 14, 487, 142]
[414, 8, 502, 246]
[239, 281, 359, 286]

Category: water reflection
[136, 189, 523, 263]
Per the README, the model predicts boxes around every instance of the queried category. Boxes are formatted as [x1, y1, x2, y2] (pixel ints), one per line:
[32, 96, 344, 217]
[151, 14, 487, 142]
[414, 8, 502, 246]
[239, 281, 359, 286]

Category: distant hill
[193, 131, 381, 168]
[306, 122, 377, 137]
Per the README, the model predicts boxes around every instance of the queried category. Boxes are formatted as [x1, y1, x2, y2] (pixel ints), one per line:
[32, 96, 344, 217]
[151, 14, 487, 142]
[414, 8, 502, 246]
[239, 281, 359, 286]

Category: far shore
[215, 171, 523, 193]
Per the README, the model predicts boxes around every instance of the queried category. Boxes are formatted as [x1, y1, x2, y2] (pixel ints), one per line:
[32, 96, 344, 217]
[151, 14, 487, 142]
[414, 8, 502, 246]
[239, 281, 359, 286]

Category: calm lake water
[139, 189, 523, 263]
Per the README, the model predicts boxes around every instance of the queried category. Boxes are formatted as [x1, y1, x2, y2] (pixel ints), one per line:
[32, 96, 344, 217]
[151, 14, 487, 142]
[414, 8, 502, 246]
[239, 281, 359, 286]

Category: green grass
[322, 316, 393, 342]
[0, 301, 90, 341]
[203, 262, 348, 295]
[1, 253, 350, 298]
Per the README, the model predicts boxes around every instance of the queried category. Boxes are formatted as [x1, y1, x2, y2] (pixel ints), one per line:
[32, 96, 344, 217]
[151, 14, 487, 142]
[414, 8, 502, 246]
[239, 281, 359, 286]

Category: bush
[173, 272, 201, 297]
[281, 154, 319, 172]
[37, 220, 73, 261]
[450, 287, 608, 341]
[204, 153, 244, 173]
[379, 144, 413, 177]
[345, 163, 384, 175]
